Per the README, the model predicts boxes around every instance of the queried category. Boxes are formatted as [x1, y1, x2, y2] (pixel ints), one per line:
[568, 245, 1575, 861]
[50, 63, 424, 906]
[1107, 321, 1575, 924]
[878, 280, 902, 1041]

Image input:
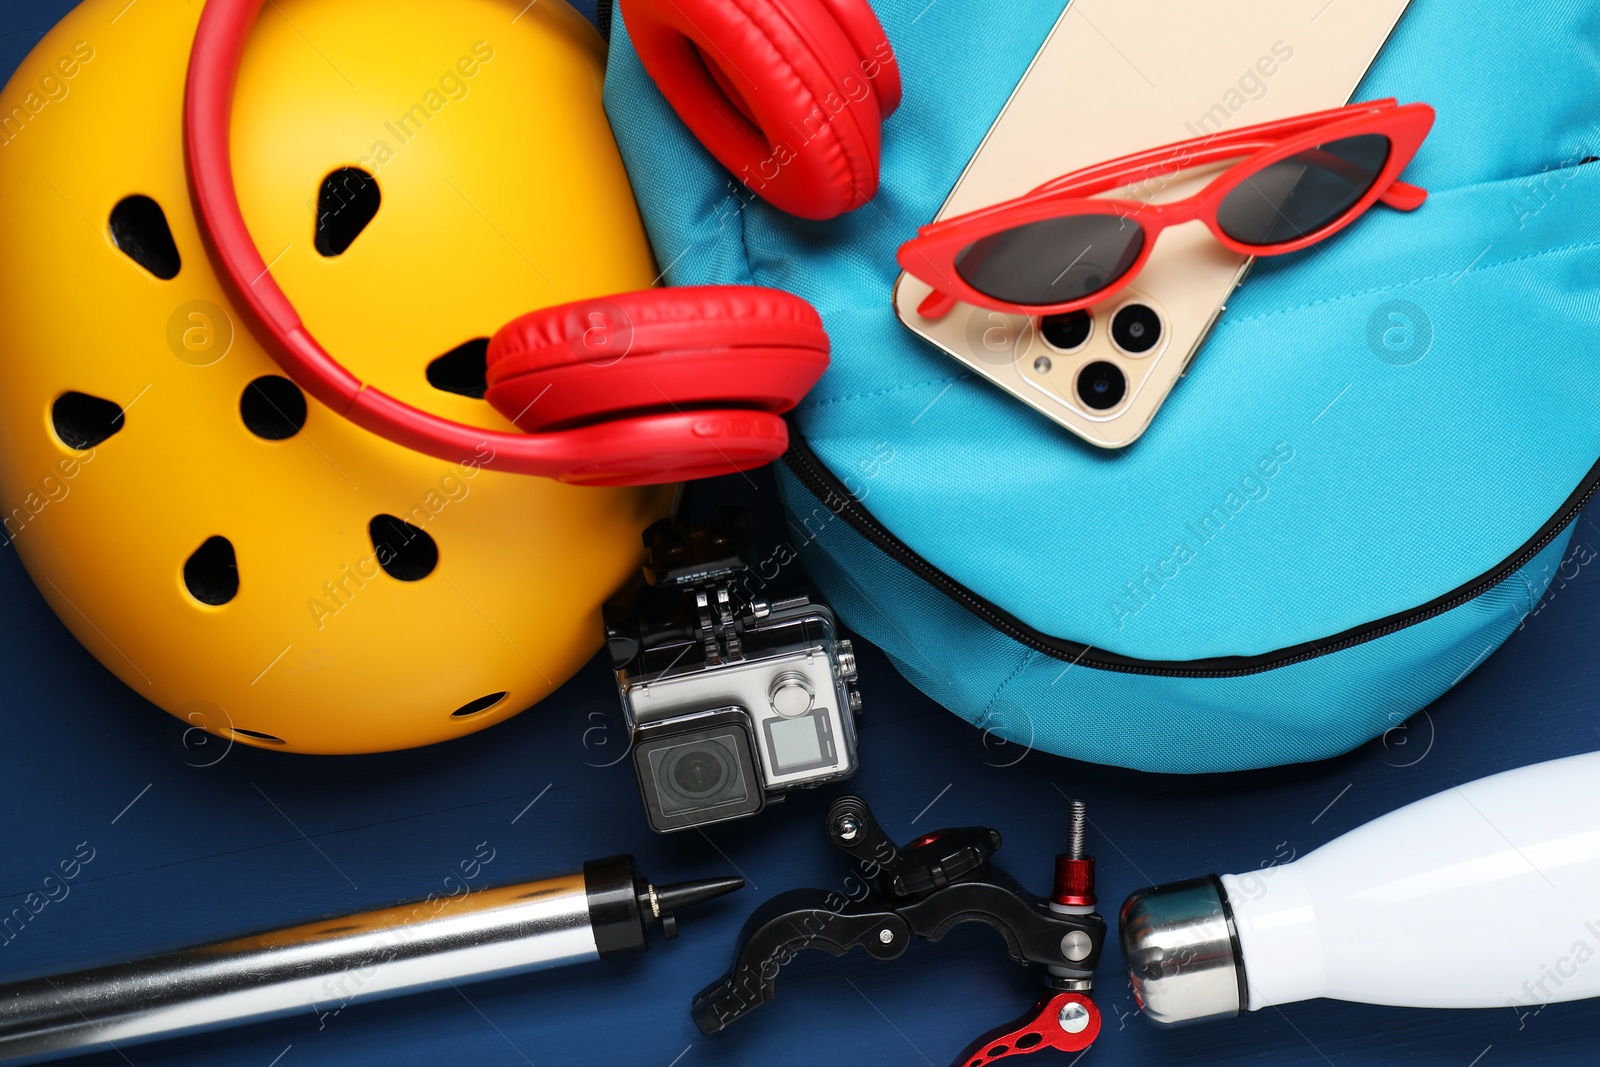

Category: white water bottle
[1121, 751, 1600, 1025]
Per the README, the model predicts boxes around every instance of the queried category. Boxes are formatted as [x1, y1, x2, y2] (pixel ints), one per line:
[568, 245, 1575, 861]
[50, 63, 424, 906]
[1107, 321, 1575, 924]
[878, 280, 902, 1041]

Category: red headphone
[182, 0, 899, 487]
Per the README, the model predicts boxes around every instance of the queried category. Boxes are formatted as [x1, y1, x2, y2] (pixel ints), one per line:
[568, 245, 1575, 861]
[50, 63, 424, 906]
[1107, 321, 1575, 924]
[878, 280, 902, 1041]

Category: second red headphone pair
[187, 0, 899, 485]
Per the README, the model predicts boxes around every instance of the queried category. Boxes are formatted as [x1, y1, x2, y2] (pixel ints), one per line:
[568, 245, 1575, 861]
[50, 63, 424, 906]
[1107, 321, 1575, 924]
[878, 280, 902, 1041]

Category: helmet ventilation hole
[427, 339, 490, 399]
[230, 728, 287, 745]
[241, 376, 308, 440]
[109, 195, 181, 280]
[369, 515, 438, 581]
[452, 692, 508, 718]
[314, 167, 381, 257]
[51, 392, 126, 450]
[184, 536, 240, 606]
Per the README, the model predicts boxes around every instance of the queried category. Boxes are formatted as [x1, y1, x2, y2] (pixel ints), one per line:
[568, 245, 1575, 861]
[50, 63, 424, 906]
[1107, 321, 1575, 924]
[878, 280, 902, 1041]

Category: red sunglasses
[899, 99, 1435, 320]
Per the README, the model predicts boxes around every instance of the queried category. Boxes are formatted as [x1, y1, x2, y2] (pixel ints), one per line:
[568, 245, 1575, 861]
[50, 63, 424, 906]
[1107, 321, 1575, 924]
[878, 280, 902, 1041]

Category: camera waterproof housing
[605, 510, 862, 833]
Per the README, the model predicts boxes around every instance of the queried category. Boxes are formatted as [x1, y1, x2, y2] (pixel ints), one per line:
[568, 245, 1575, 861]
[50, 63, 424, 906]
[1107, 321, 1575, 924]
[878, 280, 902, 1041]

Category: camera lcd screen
[765, 712, 830, 774]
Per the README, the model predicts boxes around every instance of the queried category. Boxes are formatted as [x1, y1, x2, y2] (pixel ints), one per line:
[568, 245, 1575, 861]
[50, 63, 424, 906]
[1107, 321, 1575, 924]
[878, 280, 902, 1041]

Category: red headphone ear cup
[484, 286, 828, 434]
[620, 0, 897, 220]
[810, 0, 901, 116]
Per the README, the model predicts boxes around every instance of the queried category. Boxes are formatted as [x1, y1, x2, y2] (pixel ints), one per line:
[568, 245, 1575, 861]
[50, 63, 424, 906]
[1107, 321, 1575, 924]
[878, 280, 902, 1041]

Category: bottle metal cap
[1119, 875, 1246, 1026]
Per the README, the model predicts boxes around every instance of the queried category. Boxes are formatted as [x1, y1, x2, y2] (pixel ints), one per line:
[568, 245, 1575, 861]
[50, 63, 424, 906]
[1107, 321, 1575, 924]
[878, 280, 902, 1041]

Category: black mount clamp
[691, 795, 1107, 1051]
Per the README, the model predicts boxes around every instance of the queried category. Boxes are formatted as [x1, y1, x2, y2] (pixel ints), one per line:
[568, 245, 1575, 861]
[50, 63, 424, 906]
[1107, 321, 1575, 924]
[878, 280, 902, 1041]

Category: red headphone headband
[183, 0, 828, 486]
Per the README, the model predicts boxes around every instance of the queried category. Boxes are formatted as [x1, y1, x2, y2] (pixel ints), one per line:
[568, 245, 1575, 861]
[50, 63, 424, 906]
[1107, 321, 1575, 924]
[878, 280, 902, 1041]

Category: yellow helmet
[0, 0, 674, 753]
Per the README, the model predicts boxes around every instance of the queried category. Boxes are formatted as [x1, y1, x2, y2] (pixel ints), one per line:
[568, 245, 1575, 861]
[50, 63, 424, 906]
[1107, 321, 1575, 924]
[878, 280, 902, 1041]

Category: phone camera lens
[1076, 361, 1127, 410]
[1110, 303, 1162, 354]
[1040, 309, 1092, 352]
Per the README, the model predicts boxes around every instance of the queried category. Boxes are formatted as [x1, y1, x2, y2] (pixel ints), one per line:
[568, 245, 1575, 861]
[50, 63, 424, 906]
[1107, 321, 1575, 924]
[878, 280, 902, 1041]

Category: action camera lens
[673, 749, 727, 797]
[649, 734, 749, 819]
[1110, 303, 1162, 354]
[1076, 361, 1127, 410]
[1040, 309, 1092, 352]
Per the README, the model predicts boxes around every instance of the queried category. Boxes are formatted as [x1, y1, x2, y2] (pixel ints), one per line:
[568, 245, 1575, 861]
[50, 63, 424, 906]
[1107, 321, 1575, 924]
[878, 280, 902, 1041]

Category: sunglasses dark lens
[1216, 133, 1391, 247]
[953, 214, 1144, 306]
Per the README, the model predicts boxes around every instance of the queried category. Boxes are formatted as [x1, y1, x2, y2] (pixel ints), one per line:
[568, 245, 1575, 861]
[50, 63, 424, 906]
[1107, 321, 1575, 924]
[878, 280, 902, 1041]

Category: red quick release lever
[955, 992, 1102, 1065]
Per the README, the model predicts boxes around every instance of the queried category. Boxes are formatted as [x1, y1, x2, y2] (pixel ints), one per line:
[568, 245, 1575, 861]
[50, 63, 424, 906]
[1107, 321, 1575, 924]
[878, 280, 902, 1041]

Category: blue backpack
[601, 0, 1600, 772]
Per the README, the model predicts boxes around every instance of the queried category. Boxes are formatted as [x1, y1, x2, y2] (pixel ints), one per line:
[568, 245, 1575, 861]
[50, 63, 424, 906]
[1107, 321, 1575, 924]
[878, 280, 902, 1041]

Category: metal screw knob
[877, 928, 894, 945]
[1058, 1001, 1090, 1034]
[835, 640, 858, 681]
[835, 815, 861, 842]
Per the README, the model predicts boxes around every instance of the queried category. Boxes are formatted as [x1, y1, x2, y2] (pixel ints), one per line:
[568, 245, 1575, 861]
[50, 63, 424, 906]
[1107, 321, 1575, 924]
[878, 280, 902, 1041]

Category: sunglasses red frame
[899, 99, 1435, 320]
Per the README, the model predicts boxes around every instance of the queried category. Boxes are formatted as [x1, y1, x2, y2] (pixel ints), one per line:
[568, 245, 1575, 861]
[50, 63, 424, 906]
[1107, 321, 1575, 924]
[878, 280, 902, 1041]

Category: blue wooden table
[4, 4, 1599, 1065]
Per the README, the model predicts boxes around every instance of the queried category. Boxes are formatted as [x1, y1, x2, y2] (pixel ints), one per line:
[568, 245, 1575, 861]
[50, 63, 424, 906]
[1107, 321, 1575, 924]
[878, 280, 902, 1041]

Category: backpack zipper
[782, 427, 1600, 678]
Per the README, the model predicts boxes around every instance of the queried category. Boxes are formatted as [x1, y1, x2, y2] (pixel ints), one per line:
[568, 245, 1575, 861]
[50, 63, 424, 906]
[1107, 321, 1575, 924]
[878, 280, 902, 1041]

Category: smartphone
[892, 0, 1412, 448]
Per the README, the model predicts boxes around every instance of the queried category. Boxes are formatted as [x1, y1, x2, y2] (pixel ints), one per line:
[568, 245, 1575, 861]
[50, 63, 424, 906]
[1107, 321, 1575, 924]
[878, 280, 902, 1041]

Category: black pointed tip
[653, 875, 745, 916]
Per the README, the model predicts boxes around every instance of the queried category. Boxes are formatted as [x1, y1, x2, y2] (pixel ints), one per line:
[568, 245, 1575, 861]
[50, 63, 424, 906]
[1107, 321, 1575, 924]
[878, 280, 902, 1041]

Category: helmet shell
[0, 0, 674, 753]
